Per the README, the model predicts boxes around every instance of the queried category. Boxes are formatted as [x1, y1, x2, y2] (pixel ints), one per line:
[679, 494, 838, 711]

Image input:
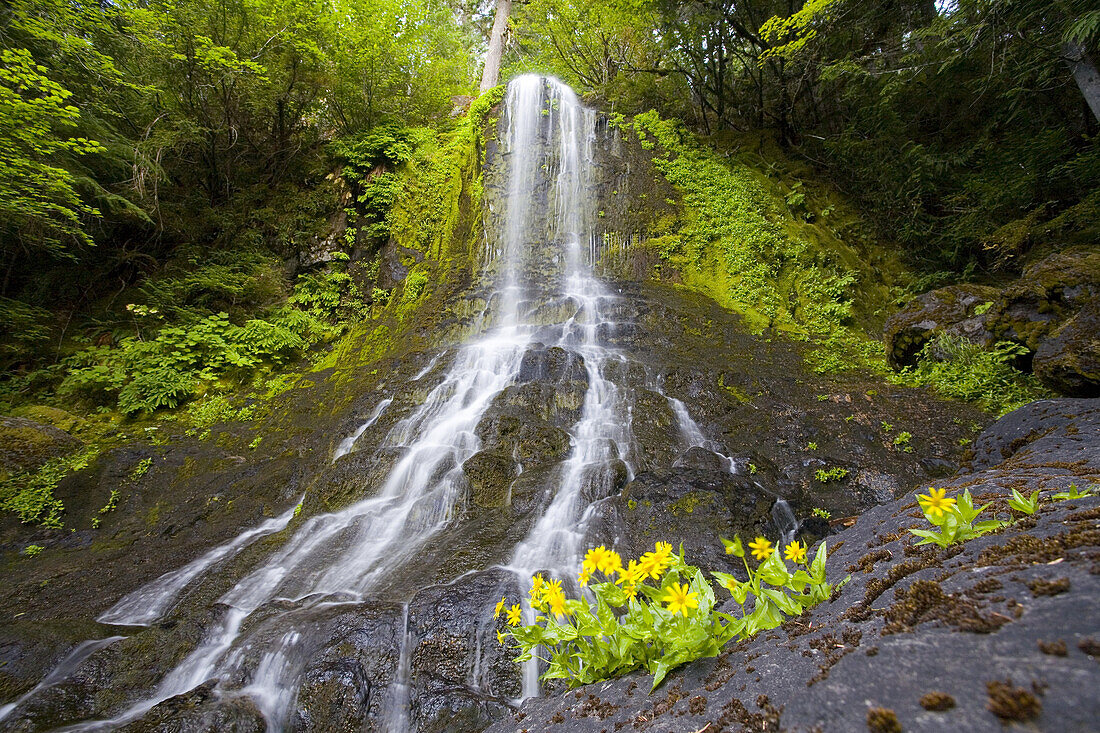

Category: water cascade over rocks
[0, 76, 800, 733]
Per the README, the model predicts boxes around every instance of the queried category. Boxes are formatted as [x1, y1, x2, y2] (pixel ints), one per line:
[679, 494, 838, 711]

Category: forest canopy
[2, 0, 1098, 399]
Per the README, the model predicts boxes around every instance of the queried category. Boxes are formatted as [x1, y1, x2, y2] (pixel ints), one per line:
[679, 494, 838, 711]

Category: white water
[331, 396, 393, 462]
[96, 501, 301, 626]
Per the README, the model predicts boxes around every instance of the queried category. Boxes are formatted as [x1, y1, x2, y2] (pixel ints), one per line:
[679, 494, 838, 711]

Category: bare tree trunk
[480, 0, 512, 92]
[1064, 41, 1100, 123]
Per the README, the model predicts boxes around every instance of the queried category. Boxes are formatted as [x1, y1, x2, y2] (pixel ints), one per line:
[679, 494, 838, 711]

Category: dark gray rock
[1033, 299, 1100, 396]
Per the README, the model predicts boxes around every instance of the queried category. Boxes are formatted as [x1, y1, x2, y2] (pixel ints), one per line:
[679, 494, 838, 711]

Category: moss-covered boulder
[0, 416, 82, 480]
[461, 450, 518, 508]
[883, 284, 999, 368]
[988, 249, 1100, 351]
[1033, 299, 1100, 396]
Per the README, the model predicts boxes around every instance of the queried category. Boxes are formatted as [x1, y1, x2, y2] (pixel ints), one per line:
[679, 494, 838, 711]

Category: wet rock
[292, 658, 370, 733]
[616, 468, 775, 570]
[517, 344, 587, 384]
[407, 568, 520, 732]
[883, 284, 999, 368]
[0, 416, 82, 479]
[673, 446, 731, 472]
[578, 459, 630, 504]
[474, 414, 571, 468]
[117, 681, 267, 733]
[1032, 299, 1100, 396]
[462, 450, 518, 508]
[628, 389, 680, 472]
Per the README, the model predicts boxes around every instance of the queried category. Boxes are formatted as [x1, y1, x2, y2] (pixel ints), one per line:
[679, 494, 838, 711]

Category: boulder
[1032, 299, 1100, 396]
[0, 416, 82, 480]
[988, 248, 1100, 350]
[883, 284, 999, 368]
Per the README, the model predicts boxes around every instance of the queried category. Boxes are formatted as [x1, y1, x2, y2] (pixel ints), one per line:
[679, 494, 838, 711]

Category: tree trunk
[1064, 41, 1100, 123]
[480, 0, 512, 92]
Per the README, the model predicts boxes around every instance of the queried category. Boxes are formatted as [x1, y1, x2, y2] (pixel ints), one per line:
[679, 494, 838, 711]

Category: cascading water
[7, 75, 745, 733]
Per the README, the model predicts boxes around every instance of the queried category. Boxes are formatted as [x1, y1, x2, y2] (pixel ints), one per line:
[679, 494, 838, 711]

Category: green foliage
[893, 431, 912, 452]
[811, 507, 831, 520]
[909, 487, 1004, 548]
[626, 111, 863, 341]
[0, 45, 104, 258]
[499, 539, 844, 691]
[1007, 489, 1039, 516]
[402, 271, 429, 302]
[129, 457, 153, 480]
[0, 445, 99, 527]
[22, 544, 44, 557]
[815, 467, 848, 483]
[892, 336, 1048, 416]
[1052, 483, 1096, 501]
[185, 395, 255, 437]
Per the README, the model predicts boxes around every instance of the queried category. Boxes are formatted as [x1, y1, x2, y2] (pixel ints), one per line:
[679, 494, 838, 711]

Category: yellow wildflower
[496, 629, 506, 644]
[917, 487, 955, 519]
[623, 583, 638, 600]
[583, 546, 610, 574]
[529, 574, 546, 610]
[661, 582, 699, 616]
[544, 582, 567, 617]
[748, 537, 773, 561]
[603, 549, 623, 576]
[616, 559, 644, 587]
[639, 542, 674, 580]
[784, 540, 807, 564]
[578, 567, 592, 586]
[506, 604, 522, 626]
[494, 596, 506, 618]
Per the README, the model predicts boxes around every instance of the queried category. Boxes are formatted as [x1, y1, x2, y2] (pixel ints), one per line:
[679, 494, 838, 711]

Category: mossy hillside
[312, 90, 501, 393]
[610, 112, 901, 373]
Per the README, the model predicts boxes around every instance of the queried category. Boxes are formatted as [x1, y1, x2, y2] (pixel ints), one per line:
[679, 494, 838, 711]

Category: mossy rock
[883, 284, 999, 368]
[0, 417, 82, 479]
[461, 450, 518, 508]
[988, 249, 1100, 350]
[1033, 299, 1100, 397]
[9, 406, 87, 435]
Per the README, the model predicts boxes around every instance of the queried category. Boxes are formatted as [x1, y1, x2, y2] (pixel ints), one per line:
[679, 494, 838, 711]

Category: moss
[919, 691, 956, 711]
[986, 679, 1042, 722]
[618, 113, 898, 376]
[1027, 577, 1070, 596]
[866, 707, 902, 733]
[1037, 639, 1067, 656]
[669, 492, 705, 516]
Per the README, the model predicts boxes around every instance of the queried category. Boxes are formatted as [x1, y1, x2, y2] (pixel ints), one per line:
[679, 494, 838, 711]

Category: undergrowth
[890, 336, 1048, 416]
[620, 111, 887, 374]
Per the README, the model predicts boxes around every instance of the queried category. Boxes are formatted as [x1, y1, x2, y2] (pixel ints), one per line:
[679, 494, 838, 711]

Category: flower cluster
[496, 536, 845, 691]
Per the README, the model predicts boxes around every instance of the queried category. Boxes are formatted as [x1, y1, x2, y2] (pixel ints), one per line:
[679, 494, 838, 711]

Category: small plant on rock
[908, 487, 1005, 547]
[1007, 489, 1040, 516]
[815, 466, 848, 483]
[1052, 483, 1096, 501]
[811, 507, 831, 520]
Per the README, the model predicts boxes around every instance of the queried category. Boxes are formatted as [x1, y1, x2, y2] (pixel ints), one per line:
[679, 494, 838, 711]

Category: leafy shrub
[892, 335, 1047, 416]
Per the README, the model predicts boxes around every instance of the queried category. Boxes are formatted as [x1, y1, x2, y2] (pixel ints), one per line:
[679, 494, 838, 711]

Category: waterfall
[11, 75, 740, 732]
